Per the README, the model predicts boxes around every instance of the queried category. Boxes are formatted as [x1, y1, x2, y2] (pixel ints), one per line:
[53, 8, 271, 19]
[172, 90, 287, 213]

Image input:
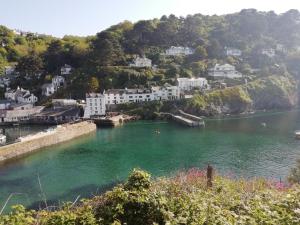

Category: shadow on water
[27, 180, 121, 210]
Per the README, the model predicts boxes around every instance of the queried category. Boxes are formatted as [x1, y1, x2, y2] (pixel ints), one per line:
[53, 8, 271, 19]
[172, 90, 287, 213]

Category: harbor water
[0, 110, 300, 210]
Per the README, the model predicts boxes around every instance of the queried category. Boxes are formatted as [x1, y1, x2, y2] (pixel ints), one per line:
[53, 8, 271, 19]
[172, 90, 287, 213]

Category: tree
[90, 31, 125, 66]
[191, 61, 207, 76]
[16, 52, 44, 77]
[43, 40, 65, 73]
[88, 76, 99, 92]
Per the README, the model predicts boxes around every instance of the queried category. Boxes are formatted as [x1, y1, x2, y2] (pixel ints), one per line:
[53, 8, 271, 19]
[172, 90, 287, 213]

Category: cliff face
[247, 76, 298, 110]
[184, 75, 298, 116]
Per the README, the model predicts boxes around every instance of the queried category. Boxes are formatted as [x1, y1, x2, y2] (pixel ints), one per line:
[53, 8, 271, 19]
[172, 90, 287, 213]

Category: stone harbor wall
[0, 121, 97, 162]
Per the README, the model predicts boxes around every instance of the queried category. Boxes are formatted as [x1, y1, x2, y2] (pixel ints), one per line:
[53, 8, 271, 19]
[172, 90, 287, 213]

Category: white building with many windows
[177, 77, 209, 91]
[262, 48, 276, 57]
[208, 64, 243, 79]
[84, 93, 106, 118]
[165, 46, 194, 56]
[129, 56, 152, 67]
[104, 88, 154, 105]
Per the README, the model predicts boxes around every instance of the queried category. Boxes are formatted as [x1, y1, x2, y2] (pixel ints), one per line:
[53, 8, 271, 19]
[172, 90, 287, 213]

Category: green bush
[1, 169, 300, 225]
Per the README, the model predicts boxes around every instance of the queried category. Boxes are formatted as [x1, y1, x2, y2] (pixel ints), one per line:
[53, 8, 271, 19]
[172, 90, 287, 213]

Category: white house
[84, 93, 106, 118]
[5, 87, 38, 104]
[61, 64, 72, 75]
[151, 85, 180, 101]
[129, 56, 152, 67]
[262, 48, 275, 57]
[17, 93, 38, 104]
[42, 83, 56, 96]
[52, 76, 65, 90]
[177, 77, 209, 91]
[104, 88, 154, 105]
[225, 47, 242, 57]
[208, 64, 243, 79]
[165, 46, 194, 56]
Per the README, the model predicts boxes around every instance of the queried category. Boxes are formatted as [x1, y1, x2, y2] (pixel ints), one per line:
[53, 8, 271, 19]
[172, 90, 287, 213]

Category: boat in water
[294, 130, 300, 139]
[0, 134, 6, 145]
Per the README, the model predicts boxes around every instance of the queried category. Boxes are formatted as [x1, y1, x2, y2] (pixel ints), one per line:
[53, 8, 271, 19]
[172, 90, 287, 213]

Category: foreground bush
[1, 168, 300, 225]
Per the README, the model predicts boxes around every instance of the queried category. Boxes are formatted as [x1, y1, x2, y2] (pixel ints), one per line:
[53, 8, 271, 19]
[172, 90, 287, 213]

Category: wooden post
[207, 164, 213, 188]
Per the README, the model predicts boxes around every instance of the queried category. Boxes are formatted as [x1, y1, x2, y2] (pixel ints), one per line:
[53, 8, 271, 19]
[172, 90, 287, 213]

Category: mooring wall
[0, 121, 97, 162]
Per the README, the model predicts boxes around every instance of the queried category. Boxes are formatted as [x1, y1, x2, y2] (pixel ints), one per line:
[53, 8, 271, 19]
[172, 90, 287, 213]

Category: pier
[160, 111, 205, 127]
[0, 121, 97, 162]
[93, 114, 137, 127]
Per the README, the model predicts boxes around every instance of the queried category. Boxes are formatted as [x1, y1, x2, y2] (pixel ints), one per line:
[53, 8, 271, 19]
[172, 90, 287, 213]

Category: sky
[1, 0, 300, 37]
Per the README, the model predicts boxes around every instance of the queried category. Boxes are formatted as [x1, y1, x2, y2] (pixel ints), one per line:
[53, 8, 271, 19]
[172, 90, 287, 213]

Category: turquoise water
[0, 110, 300, 210]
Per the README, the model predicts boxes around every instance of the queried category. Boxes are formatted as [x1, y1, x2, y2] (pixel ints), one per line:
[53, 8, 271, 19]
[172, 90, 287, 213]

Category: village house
[276, 44, 288, 53]
[42, 83, 55, 96]
[261, 48, 276, 57]
[52, 75, 65, 90]
[0, 104, 44, 124]
[165, 46, 195, 56]
[225, 47, 242, 57]
[177, 77, 209, 91]
[151, 85, 180, 101]
[5, 87, 38, 104]
[104, 88, 154, 105]
[129, 56, 152, 67]
[208, 64, 243, 79]
[84, 93, 106, 118]
[60, 64, 72, 75]
[0, 77, 11, 88]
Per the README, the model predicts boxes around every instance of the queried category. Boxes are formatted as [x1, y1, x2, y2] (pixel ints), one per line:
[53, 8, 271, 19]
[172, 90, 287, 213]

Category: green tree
[87, 76, 100, 92]
[16, 52, 44, 77]
[44, 40, 65, 73]
[90, 31, 124, 66]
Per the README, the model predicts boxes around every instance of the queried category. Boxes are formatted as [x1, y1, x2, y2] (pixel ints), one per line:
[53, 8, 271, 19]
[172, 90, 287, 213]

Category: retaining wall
[0, 121, 97, 162]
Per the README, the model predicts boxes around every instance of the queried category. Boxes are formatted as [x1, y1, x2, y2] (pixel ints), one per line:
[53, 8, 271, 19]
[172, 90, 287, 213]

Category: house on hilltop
[177, 77, 209, 91]
[60, 64, 72, 75]
[208, 64, 242, 79]
[165, 46, 194, 56]
[225, 47, 242, 57]
[129, 56, 152, 68]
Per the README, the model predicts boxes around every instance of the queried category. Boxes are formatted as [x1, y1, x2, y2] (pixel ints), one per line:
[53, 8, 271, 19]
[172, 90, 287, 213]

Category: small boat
[154, 129, 160, 134]
[261, 122, 267, 127]
[295, 130, 300, 139]
[0, 134, 6, 144]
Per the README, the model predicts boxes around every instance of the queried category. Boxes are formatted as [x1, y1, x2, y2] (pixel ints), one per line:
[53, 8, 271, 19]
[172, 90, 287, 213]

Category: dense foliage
[2, 9, 300, 99]
[0, 169, 300, 224]
[184, 75, 297, 115]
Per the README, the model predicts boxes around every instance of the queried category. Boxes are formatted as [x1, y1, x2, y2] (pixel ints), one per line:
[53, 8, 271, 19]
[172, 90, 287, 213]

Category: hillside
[1, 169, 299, 224]
[1, 9, 300, 101]
[184, 75, 298, 116]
